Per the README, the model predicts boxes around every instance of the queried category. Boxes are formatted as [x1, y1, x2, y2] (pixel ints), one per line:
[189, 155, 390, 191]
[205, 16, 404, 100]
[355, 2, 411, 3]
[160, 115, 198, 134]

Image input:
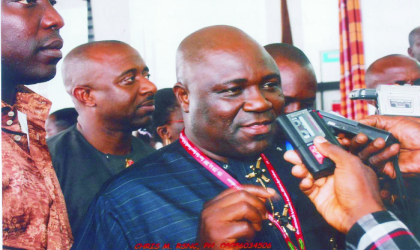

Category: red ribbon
[179, 130, 305, 250]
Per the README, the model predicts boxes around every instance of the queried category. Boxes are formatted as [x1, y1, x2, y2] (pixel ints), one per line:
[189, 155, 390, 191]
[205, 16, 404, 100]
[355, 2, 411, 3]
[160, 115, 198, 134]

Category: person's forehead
[369, 63, 420, 87]
[76, 45, 147, 89]
[46, 115, 57, 123]
[277, 61, 316, 82]
[193, 48, 278, 81]
[413, 32, 420, 41]
[281, 68, 316, 96]
[88, 45, 146, 69]
[170, 106, 183, 119]
[381, 63, 420, 76]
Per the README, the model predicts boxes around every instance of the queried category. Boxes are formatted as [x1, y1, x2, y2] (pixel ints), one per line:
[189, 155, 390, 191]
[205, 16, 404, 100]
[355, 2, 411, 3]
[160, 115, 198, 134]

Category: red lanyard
[179, 131, 305, 250]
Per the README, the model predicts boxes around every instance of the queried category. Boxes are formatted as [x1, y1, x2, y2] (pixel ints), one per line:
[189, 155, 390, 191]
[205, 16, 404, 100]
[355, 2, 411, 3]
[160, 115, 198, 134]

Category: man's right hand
[198, 185, 276, 250]
[284, 137, 385, 233]
[359, 115, 420, 178]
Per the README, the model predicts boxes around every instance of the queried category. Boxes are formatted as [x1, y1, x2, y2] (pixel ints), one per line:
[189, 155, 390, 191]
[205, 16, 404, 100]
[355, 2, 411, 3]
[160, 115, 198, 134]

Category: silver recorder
[349, 84, 420, 117]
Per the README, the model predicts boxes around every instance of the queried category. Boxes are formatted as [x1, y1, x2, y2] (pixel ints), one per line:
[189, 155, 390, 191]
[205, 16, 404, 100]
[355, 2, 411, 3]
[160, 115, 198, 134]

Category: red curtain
[339, 0, 368, 120]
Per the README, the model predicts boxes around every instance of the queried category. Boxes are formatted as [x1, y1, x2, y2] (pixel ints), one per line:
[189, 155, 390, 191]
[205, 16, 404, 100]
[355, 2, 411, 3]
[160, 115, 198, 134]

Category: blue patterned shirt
[74, 140, 340, 250]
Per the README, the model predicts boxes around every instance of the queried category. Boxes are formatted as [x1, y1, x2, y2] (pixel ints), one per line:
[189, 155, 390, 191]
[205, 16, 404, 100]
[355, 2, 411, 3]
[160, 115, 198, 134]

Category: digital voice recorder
[318, 110, 399, 148]
[276, 109, 341, 179]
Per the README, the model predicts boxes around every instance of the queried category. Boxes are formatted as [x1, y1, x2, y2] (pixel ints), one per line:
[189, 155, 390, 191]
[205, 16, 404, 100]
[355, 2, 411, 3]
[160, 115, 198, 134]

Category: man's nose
[139, 78, 157, 96]
[243, 88, 272, 112]
[41, 2, 65, 30]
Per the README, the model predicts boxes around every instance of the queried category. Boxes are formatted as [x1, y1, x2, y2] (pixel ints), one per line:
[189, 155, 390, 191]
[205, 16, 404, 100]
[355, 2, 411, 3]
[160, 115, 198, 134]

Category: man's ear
[73, 86, 96, 107]
[157, 125, 170, 141]
[408, 47, 414, 57]
[173, 82, 189, 113]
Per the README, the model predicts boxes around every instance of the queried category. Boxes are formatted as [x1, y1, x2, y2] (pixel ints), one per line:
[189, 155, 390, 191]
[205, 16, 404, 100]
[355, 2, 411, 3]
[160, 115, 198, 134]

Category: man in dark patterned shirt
[74, 25, 340, 250]
[48, 41, 156, 237]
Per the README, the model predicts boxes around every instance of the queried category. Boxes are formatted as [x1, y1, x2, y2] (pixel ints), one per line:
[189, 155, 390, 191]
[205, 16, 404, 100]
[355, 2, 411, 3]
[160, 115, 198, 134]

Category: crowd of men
[2, 0, 420, 249]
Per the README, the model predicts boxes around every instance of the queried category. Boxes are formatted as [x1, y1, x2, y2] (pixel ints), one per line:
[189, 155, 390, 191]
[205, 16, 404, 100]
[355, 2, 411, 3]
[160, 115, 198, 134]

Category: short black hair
[49, 108, 78, 130]
[264, 43, 311, 67]
[151, 88, 180, 142]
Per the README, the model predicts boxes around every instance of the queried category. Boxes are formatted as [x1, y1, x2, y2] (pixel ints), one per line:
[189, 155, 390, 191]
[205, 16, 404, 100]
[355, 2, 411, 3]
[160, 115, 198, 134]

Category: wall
[288, 0, 420, 111]
[361, 0, 420, 67]
[288, 0, 420, 82]
[91, 0, 282, 89]
[288, 0, 340, 82]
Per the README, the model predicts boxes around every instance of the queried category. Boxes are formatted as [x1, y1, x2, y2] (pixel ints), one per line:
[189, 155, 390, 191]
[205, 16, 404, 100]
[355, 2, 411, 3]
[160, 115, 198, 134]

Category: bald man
[409, 26, 420, 62]
[47, 41, 156, 236]
[264, 43, 317, 113]
[75, 26, 340, 250]
[365, 54, 420, 89]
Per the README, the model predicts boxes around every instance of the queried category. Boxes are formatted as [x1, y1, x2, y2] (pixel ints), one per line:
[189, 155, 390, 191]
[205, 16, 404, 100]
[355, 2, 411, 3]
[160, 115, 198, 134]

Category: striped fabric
[346, 211, 420, 250]
[87, 0, 94, 42]
[73, 141, 339, 250]
[339, 0, 368, 120]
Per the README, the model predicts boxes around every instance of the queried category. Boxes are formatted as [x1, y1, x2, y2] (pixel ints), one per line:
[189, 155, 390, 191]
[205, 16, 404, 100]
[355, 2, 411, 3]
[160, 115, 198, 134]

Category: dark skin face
[175, 27, 284, 246]
[176, 48, 284, 161]
[45, 114, 59, 138]
[408, 32, 420, 62]
[366, 58, 420, 89]
[157, 106, 184, 144]
[166, 106, 184, 141]
[81, 44, 157, 132]
[365, 57, 420, 107]
[274, 60, 317, 113]
[1, 0, 64, 103]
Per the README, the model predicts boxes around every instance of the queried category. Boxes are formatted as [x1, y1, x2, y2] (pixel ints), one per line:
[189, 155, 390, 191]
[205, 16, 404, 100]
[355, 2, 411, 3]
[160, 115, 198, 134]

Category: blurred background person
[134, 126, 156, 148]
[151, 88, 184, 147]
[46, 107, 78, 138]
[364, 54, 420, 114]
[408, 26, 420, 62]
[264, 43, 317, 113]
[365, 54, 420, 89]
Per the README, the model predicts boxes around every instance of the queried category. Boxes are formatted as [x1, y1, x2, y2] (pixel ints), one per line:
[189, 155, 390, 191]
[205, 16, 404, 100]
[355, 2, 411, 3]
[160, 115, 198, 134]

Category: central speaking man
[74, 26, 340, 249]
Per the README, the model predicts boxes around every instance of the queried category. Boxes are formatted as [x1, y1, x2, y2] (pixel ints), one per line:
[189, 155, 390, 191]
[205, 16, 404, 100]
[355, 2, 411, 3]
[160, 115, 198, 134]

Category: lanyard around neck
[179, 130, 305, 250]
